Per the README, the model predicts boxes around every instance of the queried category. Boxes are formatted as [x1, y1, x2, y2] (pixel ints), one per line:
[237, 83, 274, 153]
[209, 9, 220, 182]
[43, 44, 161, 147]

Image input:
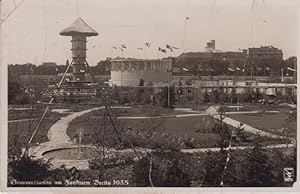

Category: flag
[182, 67, 189, 72]
[228, 68, 234, 71]
[145, 43, 151, 48]
[158, 47, 167, 53]
[137, 48, 143, 51]
[121, 44, 126, 49]
[166, 44, 173, 52]
[112, 46, 117, 49]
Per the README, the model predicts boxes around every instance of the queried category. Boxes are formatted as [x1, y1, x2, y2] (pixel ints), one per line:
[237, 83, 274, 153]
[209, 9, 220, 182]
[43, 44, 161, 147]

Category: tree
[211, 110, 231, 151]
[8, 72, 29, 105]
[244, 142, 274, 186]
[93, 59, 111, 75]
[139, 78, 144, 86]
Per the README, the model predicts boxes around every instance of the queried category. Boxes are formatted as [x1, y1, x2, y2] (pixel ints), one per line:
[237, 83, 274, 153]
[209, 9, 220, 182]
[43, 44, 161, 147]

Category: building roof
[177, 52, 213, 59]
[177, 51, 248, 60]
[248, 46, 282, 53]
[60, 17, 98, 36]
[111, 58, 172, 62]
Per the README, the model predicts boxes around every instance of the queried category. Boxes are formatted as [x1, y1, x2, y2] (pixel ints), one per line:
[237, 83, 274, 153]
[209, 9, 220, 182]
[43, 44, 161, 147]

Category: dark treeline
[8, 59, 111, 76]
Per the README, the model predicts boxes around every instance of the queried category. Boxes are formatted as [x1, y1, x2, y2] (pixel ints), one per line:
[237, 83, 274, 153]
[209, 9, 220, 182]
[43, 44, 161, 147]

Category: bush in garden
[243, 142, 275, 186]
[202, 150, 227, 186]
[133, 151, 190, 187]
[211, 117, 231, 151]
[50, 166, 81, 184]
[8, 156, 51, 185]
[223, 141, 277, 187]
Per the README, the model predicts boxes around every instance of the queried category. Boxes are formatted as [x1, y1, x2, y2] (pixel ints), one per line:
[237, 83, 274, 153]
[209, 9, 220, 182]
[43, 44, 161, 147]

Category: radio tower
[23, 18, 99, 155]
[60, 17, 98, 82]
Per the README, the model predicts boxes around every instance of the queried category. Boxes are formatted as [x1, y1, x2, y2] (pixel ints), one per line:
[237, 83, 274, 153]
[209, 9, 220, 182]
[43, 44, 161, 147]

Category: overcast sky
[2, 0, 299, 66]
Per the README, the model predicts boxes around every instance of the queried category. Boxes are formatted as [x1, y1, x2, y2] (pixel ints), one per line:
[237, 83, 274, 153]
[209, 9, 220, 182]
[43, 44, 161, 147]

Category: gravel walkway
[28, 105, 292, 170]
[206, 106, 286, 139]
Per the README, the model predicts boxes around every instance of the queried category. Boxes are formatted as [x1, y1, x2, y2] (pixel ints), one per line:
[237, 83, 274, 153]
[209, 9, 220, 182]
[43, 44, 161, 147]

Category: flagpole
[182, 18, 188, 51]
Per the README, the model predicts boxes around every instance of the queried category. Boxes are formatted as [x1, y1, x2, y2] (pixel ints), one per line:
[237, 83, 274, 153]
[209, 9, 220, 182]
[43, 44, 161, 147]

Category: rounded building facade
[110, 59, 172, 86]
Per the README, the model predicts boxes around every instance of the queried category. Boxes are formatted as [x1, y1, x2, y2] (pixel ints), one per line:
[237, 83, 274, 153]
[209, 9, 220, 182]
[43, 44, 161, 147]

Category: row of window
[111, 61, 172, 72]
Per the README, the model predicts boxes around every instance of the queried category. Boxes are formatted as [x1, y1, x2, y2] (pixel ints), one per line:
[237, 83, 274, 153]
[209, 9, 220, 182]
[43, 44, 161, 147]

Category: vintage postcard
[1, 0, 299, 192]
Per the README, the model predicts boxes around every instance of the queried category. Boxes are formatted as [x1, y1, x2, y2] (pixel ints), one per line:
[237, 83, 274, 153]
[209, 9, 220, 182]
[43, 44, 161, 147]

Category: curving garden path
[29, 107, 131, 164]
[205, 106, 287, 139]
[28, 105, 294, 170]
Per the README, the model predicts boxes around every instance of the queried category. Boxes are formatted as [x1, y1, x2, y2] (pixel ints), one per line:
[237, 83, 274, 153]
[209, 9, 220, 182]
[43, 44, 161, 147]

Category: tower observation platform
[60, 17, 98, 82]
[42, 18, 100, 103]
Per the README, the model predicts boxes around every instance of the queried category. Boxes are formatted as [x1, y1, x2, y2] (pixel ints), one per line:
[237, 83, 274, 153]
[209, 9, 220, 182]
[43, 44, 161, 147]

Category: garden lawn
[8, 117, 58, 156]
[67, 112, 219, 148]
[123, 116, 218, 147]
[228, 112, 296, 137]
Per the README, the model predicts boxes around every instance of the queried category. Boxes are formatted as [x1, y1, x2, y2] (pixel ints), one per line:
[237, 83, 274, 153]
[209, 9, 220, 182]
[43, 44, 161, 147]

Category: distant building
[176, 50, 247, 76]
[176, 43, 284, 77]
[248, 46, 283, 60]
[205, 40, 215, 52]
[110, 59, 172, 86]
[248, 46, 283, 77]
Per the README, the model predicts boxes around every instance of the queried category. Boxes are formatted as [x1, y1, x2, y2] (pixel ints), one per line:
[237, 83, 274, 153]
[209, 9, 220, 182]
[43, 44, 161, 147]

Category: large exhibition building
[110, 59, 172, 86]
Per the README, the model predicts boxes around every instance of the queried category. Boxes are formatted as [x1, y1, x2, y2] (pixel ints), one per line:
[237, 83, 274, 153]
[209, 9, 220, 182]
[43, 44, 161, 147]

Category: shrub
[202, 151, 227, 186]
[133, 151, 190, 187]
[8, 157, 51, 185]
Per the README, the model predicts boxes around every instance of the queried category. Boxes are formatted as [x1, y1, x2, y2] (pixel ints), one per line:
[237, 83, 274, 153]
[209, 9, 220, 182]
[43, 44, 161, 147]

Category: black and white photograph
[2, 0, 298, 190]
